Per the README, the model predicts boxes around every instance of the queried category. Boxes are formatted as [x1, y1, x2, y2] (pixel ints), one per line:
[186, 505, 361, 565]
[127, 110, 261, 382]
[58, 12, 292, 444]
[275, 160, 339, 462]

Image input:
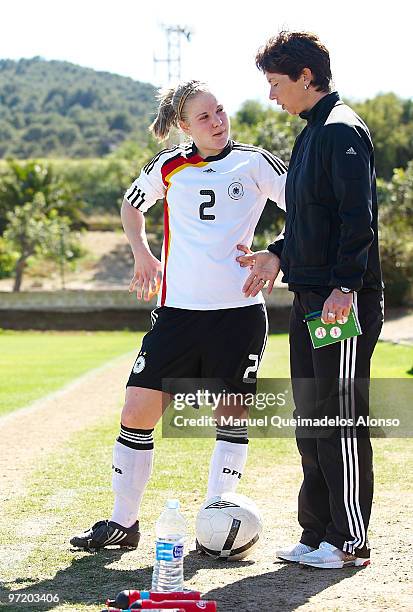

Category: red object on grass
[106, 590, 202, 609]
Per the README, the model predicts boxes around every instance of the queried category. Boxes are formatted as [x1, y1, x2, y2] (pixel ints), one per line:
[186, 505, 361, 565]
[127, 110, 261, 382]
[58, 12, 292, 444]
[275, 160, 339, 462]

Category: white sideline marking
[45, 489, 77, 510]
[0, 544, 35, 574]
[19, 517, 59, 538]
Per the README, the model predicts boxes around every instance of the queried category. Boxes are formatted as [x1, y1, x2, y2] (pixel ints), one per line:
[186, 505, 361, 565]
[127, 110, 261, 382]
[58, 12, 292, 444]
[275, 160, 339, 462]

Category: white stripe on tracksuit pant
[289, 288, 383, 557]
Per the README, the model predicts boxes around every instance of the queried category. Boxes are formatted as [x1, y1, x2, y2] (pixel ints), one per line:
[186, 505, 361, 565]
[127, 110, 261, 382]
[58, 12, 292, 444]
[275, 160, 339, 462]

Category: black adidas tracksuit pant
[289, 288, 384, 556]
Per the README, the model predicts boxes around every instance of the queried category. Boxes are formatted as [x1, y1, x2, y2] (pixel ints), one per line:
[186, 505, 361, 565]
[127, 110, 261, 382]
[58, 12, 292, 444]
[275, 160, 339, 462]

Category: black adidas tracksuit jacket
[268, 91, 382, 292]
[269, 92, 384, 556]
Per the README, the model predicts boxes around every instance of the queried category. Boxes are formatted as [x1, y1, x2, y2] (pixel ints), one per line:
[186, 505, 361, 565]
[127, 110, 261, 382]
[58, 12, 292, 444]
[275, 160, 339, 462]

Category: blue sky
[2, 0, 409, 114]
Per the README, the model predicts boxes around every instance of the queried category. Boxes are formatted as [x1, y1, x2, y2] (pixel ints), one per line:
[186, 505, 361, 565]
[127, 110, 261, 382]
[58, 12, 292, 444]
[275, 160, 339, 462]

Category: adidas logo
[346, 147, 357, 155]
[203, 168, 216, 173]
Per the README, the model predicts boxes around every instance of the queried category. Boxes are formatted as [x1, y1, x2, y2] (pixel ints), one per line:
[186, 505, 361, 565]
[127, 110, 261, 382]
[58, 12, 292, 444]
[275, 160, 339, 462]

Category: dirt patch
[379, 309, 413, 345]
[0, 232, 133, 292]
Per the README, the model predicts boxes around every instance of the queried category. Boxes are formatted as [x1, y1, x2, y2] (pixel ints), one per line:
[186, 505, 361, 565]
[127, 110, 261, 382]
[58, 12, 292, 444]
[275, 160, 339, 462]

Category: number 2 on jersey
[199, 189, 216, 220]
[243, 354, 259, 381]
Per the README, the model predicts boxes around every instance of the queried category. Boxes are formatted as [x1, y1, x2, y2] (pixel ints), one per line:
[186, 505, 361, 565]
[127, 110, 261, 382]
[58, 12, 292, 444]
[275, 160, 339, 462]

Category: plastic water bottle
[151, 499, 187, 592]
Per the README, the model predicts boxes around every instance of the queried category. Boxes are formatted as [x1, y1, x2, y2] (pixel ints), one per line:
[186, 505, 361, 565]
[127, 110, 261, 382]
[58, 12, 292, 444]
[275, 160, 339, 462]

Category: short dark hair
[255, 31, 332, 92]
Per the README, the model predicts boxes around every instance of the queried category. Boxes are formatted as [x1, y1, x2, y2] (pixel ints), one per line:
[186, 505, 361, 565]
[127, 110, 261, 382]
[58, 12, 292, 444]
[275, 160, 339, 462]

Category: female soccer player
[70, 80, 286, 550]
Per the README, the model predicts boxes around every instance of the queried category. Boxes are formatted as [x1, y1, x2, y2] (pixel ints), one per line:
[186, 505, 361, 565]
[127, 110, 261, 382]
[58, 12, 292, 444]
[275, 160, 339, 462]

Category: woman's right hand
[236, 244, 281, 296]
[129, 249, 163, 301]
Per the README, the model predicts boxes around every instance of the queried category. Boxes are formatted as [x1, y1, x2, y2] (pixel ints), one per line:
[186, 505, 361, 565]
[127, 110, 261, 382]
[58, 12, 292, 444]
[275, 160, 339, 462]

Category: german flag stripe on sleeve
[160, 195, 171, 306]
[161, 153, 206, 186]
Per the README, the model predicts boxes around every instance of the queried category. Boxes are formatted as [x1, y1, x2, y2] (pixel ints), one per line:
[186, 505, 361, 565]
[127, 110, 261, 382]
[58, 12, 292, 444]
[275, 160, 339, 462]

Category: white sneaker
[299, 541, 370, 569]
[276, 542, 316, 562]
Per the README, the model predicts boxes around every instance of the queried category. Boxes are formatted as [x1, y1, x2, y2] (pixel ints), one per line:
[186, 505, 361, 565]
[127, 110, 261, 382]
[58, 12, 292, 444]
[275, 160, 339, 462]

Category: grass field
[0, 332, 412, 611]
[1, 331, 412, 417]
[0, 331, 142, 416]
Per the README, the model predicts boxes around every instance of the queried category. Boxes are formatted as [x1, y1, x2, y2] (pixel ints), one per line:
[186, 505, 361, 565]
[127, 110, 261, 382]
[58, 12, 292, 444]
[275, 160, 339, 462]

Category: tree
[352, 94, 413, 179]
[377, 162, 413, 305]
[231, 100, 303, 163]
[235, 100, 268, 126]
[4, 193, 75, 291]
[0, 159, 83, 234]
[254, 118, 297, 164]
[386, 162, 413, 227]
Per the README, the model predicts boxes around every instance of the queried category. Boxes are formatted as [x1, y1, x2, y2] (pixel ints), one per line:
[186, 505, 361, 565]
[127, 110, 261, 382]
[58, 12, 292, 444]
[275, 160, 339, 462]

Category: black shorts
[127, 304, 268, 395]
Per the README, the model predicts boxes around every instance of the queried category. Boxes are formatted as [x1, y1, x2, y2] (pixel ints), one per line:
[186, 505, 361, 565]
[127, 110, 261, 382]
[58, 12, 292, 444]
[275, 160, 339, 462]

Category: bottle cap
[166, 499, 180, 509]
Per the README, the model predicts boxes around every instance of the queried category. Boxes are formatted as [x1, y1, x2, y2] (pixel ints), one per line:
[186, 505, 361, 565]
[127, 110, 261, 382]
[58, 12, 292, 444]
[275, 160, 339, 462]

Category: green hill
[0, 57, 157, 158]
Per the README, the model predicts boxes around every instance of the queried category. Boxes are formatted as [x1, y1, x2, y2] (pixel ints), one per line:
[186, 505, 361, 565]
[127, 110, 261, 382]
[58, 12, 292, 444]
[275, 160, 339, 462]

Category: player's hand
[236, 244, 254, 268]
[129, 250, 163, 301]
[321, 289, 353, 324]
[236, 245, 281, 297]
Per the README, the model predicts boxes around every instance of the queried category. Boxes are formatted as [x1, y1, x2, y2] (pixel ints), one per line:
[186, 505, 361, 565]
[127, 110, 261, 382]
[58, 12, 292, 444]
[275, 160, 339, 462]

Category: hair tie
[177, 86, 194, 121]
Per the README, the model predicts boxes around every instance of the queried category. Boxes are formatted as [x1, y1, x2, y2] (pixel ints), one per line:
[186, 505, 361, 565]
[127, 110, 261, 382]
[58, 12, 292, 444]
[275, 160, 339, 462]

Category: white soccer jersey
[124, 140, 286, 310]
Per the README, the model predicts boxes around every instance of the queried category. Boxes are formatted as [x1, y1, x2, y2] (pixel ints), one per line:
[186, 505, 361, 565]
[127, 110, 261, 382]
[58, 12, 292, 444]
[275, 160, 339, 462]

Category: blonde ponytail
[149, 87, 177, 141]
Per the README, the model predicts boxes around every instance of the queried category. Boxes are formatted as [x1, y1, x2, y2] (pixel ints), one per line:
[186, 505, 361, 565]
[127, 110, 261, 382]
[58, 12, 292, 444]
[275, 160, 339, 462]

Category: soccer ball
[195, 492, 263, 560]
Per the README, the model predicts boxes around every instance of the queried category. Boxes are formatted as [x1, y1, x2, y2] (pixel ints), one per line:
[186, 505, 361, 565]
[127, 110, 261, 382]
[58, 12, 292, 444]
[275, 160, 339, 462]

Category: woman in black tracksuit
[239, 31, 384, 569]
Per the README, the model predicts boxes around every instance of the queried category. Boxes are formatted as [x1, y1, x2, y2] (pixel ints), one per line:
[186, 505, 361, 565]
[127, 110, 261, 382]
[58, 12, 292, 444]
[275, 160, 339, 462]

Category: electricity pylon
[154, 24, 192, 85]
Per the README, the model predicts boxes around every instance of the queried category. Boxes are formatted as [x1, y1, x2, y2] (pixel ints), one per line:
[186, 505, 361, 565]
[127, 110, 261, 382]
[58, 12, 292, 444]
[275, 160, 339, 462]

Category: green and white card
[305, 306, 362, 349]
